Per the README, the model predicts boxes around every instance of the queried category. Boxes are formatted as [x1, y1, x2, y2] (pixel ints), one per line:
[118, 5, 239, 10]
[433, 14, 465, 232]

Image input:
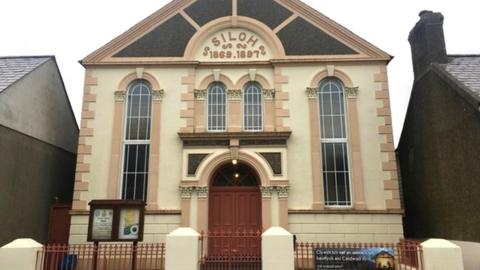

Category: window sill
[178, 131, 292, 147]
[288, 209, 404, 215]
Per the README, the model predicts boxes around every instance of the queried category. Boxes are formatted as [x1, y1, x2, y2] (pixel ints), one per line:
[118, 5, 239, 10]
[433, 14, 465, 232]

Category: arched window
[207, 82, 227, 131]
[122, 80, 152, 200]
[243, 82, 263, 131]
[318, 78, 351, 206]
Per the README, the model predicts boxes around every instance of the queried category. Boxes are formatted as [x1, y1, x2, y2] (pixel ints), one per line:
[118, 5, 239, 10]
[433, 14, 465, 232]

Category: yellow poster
[118, 208, 140, 240]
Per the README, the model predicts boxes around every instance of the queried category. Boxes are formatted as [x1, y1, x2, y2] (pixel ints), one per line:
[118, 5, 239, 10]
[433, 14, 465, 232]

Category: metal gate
[36, 243, 165, 270]
[199, 231, 261, 270]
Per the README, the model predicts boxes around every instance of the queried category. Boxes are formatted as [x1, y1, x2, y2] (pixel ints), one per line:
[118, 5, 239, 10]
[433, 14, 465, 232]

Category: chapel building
[70, 0, 403, 244]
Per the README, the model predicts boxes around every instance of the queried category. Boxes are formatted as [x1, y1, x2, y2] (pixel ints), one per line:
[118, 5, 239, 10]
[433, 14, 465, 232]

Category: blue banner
[314, 247, 395, 270]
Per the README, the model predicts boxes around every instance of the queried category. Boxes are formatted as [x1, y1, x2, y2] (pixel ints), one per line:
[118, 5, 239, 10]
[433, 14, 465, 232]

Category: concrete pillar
[421, 239, 464, 270]
[262, 227, 294, 270]
[0, 238, 43, 270]
[165, 228, 200, 270]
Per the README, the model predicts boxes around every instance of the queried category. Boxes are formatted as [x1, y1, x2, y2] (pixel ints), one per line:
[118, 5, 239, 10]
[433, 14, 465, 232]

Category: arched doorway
[208, 162, 262, 255]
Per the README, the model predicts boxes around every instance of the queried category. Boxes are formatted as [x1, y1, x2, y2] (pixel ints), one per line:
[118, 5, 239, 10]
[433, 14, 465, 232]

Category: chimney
[408, 10, 448, 80]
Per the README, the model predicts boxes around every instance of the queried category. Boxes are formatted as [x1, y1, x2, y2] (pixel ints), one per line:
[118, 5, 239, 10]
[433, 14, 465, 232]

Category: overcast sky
[1, 0, 479, 146]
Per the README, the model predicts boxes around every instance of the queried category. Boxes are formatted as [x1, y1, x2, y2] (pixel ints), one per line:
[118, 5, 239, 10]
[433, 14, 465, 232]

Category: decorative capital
[196, 186, 209, 199]
[306, 87, 318, 99]
[227, 89, 242, 100]
[276, 186, 290, 198]
[114, 91, 126, 102]
[194, 89, 207, 100]
[179, 186, 195, 199]
[260, 186, 274, 198]
[345, 87, 359, 98]
[152, 89, 165, 101]
[262, 89, 276, 100]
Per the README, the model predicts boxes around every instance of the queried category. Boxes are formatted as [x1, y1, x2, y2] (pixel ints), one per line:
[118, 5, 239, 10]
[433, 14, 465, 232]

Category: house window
[318, 78, 351, 206]
[207, 82, 227, 131]
[243, 82, 263, 131]
[121, 80, 152, 200]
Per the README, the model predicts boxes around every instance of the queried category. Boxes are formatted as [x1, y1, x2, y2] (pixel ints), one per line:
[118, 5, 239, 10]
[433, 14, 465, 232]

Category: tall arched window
[122, 80, 152, 200]
[243, 82, 263, 131]
[318, 78, 351, 206]
[207, 82, 227, 131]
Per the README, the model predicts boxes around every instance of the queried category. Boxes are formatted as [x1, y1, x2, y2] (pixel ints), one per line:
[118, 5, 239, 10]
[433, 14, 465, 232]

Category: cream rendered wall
[73, 62, 397, 243]
[149, 67, 188, 210]
[281, 63, 388, 210]
[83, 62, 389, 210]
[289, 213, 403, 243]
[81, 68, 116, 202]
[81, 67, 190, 210]
[279, 66, 313, 209]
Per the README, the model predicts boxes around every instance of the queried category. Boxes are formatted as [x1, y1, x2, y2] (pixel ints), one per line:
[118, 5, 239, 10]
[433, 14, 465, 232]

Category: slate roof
[0, 56, 51, 92]
[440, 55, 480, 102]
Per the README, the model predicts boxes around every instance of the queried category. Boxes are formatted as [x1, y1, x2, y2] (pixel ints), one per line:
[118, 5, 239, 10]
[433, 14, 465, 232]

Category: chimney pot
[419, 10, 433, 17]
[409, 11, 448, 80]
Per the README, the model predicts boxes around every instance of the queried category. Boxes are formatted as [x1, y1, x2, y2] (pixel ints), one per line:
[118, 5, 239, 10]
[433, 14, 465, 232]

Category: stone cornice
[114, 91, 126, 101]
[194, 89, 207, 100]
[262, 89, 276, 99]
[152, 89, 165, 101]
[227, 89, 242, 100]
[345, 86, 359, 98]
[178, 131, 292, 141]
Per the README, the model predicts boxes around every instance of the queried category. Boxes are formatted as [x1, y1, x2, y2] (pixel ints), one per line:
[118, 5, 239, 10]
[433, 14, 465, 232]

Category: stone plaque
[196, 28, 272, 61]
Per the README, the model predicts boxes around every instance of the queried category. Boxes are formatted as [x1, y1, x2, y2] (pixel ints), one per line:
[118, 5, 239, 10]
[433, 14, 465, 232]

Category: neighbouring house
[0, 56, 79, 245]
[70, 0, 403, 247]
[398, 11, 480, 242]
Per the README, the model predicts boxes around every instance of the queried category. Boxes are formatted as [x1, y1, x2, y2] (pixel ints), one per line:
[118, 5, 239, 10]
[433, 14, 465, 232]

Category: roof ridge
[0, 56, 53, 92]
[0, 55, 54, 59]
[448, 54, 480, 58]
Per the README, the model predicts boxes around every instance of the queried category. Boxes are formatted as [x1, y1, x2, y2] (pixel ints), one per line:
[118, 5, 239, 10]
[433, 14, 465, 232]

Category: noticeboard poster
[314, 247, 395, 270]
[118, 208, 141, 240]
[88, 200, 145, 242]
[91, 209, 114, 240]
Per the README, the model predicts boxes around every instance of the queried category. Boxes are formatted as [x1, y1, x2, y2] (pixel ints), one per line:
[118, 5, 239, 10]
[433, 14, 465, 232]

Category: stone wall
[289, 213, 403, 243]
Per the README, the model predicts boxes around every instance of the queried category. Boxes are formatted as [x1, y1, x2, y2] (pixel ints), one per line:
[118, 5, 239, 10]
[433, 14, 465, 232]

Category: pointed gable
[82, 0, 390, 64]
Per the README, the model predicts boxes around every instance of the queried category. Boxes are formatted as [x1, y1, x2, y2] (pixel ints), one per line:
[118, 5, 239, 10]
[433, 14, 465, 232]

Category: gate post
[262, 227, 294, 270]
[0, 238, 43, 270]
[165, 228, 200, 270]
[421, 239, 464, 270]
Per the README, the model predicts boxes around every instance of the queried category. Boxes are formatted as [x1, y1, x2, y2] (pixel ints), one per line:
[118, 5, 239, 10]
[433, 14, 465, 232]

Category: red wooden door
[47, 203, 71, 244]
[208, 187, 261, 255]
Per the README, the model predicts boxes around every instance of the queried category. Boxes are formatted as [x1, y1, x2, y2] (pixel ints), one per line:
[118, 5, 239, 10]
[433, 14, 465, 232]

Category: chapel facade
[70, 0, 403, 244]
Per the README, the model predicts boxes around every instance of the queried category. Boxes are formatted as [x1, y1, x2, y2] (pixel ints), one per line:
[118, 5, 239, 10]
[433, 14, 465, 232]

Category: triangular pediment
[82, 0, 391, 65]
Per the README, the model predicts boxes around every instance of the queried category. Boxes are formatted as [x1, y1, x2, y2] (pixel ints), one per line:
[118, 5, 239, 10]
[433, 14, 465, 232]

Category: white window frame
[318, 77, 353, 207]
[242, 81, 264, 132]
[120, 80, 152, 201]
